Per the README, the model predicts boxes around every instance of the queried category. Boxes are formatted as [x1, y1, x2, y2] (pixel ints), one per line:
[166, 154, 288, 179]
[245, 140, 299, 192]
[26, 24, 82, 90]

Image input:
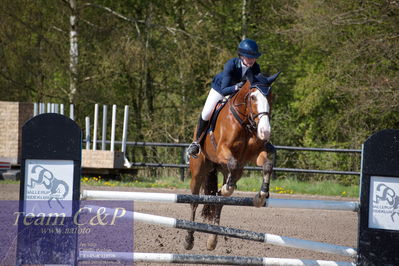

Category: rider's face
[241, 56, 256, 67]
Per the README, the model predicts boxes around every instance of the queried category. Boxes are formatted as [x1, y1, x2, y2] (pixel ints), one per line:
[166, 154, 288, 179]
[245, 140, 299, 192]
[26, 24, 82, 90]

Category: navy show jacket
[211, 57, 260, 96]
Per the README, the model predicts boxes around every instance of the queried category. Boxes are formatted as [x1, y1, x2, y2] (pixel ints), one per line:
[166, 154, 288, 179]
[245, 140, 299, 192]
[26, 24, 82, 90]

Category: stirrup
[265, 142, 276, 154]
[187, 142, 201, 158]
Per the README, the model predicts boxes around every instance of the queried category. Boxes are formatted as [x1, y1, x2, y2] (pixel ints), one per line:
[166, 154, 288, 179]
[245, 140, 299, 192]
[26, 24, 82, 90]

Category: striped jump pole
[84, 205, 357, 258]
[81, 190, 359, 212]
[0, 161, 11, 170]
[79, 251, 355, 266]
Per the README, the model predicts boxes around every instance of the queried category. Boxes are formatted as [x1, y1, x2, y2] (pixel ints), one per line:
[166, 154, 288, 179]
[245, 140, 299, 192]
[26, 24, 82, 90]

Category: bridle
[229, 86, 270, 134]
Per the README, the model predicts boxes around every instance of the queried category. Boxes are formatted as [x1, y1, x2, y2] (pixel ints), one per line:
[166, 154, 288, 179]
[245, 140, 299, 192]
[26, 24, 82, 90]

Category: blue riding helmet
[237, 39, 261, 59]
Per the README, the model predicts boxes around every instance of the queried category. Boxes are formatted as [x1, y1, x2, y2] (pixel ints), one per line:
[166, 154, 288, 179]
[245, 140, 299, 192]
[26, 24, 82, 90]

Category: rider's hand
[235, 81, 245, 91]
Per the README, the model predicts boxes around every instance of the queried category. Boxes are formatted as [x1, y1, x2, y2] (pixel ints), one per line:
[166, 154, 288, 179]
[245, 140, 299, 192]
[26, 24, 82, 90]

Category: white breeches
[201, 88, 224, 121]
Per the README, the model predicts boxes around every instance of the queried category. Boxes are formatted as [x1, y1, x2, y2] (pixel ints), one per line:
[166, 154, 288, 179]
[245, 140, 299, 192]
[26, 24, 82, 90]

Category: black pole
[180, 147, 186, 181]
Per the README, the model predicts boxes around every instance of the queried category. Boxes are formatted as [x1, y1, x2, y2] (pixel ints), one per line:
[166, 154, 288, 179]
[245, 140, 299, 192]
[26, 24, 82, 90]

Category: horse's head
[233, 72, 280, 141]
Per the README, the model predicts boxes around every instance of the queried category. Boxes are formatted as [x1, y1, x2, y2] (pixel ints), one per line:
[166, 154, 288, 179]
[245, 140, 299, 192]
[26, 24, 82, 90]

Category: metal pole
[180, 147, 185, 181]
[272, 150, 277, 179]
[111, 105, 117, 152]
[70, 104, 74, 120]
[101, 105, 107, 150]
[359, 144, 364, 199]
[33, 103, 38, 116]
[60, 104, 64, 115]
[39, 103, 44, 114]
[121, 105, 129, 153]
[92, 104, 98, 151]
[85, 116, 90, 150]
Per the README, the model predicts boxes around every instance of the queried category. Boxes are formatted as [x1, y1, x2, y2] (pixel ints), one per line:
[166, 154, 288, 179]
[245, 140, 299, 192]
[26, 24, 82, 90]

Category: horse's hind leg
[207, 166, 241, 250]
[254, 151, 273, 207]
[184, 155, 209, 250]
[184, 202, 198, 250]
[206, 203, 223, 250]
[200, 168, 221, 250]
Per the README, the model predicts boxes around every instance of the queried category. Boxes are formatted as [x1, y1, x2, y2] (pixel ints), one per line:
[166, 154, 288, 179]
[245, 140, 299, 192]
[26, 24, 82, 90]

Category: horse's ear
[267, 71, 281, 84]
[255, 72, 281, 85]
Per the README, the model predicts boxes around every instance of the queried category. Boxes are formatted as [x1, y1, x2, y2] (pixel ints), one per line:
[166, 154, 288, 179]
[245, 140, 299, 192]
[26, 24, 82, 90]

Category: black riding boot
[265, 142, 276, 154]
[187, 116, 209, 158]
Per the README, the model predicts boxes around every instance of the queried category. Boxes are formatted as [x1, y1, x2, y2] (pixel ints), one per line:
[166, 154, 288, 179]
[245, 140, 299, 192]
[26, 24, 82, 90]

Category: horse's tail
[201, 168, 218, 221]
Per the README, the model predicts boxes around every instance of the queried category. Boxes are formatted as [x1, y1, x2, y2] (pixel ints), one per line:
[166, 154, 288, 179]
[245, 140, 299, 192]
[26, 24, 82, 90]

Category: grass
[1, 175, 359, 198]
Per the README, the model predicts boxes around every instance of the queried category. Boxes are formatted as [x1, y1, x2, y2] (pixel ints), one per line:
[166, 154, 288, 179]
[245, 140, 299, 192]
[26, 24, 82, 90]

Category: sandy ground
[0, 184, 358, 265]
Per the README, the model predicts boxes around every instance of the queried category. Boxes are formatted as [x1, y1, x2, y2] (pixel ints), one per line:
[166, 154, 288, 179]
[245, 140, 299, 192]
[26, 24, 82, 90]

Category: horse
[184, 72, 280, 251]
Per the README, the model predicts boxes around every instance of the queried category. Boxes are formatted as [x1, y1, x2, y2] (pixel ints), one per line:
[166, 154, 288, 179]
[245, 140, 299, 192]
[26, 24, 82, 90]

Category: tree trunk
[68, 0, 78, 103]
[241, 0, 248, 40]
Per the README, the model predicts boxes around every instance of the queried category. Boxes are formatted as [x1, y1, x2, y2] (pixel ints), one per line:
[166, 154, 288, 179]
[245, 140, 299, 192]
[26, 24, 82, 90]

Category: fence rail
[110, 140, 362, 153]
[93, 140, 361, 181]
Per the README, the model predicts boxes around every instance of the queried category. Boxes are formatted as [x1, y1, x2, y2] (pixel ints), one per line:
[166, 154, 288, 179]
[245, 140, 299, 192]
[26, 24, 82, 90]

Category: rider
[187, 39, 275, 158]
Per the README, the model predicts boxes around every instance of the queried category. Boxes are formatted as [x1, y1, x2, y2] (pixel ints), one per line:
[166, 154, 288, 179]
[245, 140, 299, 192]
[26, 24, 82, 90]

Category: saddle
[209, 98, 230, 133]
[202, 95, 233, 149]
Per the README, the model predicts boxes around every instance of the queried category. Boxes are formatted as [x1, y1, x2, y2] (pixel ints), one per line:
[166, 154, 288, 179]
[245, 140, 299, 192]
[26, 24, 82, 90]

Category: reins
[229, 87, 270, 134]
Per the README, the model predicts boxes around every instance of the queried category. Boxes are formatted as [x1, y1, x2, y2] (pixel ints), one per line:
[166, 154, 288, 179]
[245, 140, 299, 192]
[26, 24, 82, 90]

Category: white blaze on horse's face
[250, 90, 271, 141]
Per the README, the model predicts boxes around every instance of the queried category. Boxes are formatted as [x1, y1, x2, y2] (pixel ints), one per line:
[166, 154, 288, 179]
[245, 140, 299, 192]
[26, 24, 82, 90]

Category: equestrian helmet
[237, 39, 261, 58]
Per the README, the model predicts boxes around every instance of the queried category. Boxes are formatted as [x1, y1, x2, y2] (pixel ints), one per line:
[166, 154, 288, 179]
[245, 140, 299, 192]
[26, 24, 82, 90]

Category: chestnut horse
[184, 73, 280, 251]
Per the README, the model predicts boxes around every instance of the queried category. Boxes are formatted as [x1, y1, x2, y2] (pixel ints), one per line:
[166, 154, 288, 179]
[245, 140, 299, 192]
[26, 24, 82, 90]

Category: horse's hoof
[221, 184, 234, 196]
[253, 192, 267, 207]
[206, 234, 218, 251]
[184, 235, 194, 250]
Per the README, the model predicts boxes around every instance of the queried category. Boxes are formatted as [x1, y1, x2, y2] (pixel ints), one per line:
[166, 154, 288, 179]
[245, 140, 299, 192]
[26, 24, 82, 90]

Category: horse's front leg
[221, 157, 241, 197]
[254, 151, 273, 207]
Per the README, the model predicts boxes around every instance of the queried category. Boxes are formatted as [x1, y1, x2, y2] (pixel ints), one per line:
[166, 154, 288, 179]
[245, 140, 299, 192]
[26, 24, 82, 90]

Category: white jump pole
[110, 104, 117, 152]
[81, 190, 359, 212]
[101, 105, 107, 150]
[78, 251, 355, 266]
[69, 104, 74, 120]
[84, 206, 357, 258]
[92, 104, 98, 151]
[39, 103, 44, 114]
[60, 104, 64, 115]
[85, 116, 90, 150]
[121, 105, 129, 153]
[33, 103, 38, 116]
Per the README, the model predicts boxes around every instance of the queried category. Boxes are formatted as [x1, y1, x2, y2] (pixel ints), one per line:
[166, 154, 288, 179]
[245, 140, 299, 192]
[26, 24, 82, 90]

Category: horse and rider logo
[373, 183, 399, 223]
[26, 165, 70, 209]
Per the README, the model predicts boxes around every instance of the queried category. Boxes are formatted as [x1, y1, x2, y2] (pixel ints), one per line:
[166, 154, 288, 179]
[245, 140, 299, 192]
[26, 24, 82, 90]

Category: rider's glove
[234, 81, 245, 91]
